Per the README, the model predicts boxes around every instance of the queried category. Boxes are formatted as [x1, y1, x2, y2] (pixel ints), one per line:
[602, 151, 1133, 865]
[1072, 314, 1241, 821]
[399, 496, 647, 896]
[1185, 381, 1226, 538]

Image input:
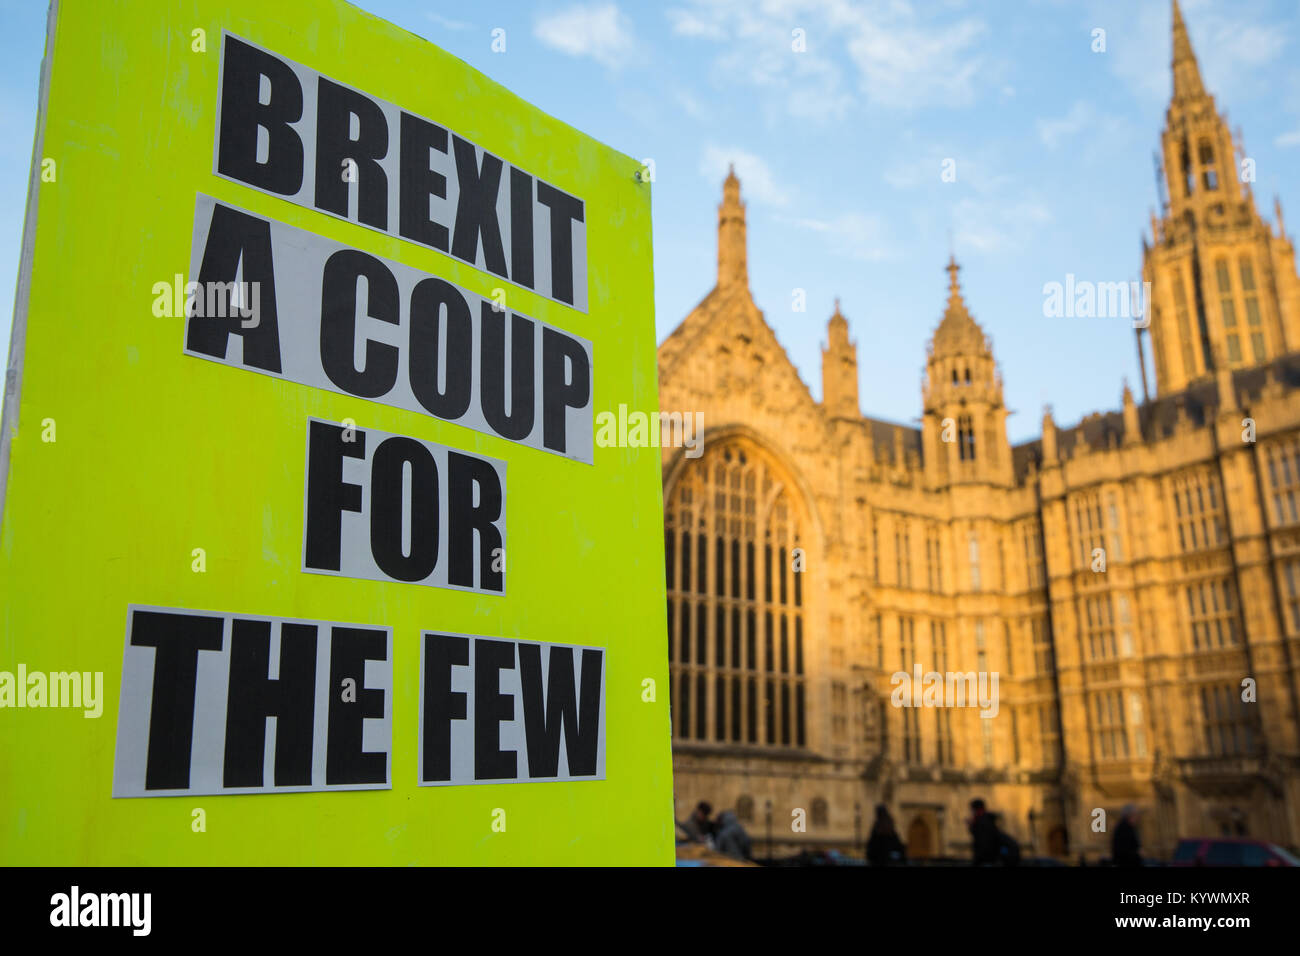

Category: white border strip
[0, 0, 59, 536]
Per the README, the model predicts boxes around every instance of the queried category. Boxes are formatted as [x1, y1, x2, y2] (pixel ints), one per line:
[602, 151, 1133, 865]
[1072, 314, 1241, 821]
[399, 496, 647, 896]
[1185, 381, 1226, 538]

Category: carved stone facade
[659, 3, 1300, 860]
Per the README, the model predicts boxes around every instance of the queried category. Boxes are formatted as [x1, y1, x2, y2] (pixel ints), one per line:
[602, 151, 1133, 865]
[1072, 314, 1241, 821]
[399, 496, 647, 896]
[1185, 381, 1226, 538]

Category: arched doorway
[1046, 826, 1068, 857]
[906, 816, 933, 859]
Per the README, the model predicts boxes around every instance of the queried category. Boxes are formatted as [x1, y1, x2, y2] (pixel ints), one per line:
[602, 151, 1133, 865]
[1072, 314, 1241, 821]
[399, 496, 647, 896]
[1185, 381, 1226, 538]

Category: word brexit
[216, 33, 588, 310]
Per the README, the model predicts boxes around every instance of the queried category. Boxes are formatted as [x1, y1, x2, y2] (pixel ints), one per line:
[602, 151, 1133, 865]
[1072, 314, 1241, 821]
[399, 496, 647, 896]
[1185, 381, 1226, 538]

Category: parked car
[1169, 838, 1300, 867]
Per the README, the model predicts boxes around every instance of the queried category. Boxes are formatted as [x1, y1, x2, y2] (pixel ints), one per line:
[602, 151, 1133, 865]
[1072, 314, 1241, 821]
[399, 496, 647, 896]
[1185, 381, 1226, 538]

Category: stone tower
[821, 300, 860, 419]
[921, 257, 1013, 488]
[717, 164, 748, 293]
[1142, 0, 1300, 393]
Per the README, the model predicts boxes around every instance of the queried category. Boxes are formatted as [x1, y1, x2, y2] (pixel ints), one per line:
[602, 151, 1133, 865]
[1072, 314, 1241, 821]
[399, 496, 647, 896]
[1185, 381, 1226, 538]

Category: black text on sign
[303, 419, 506, 593]
[113, 607, 392, 797]
[420, 633, 605, 785]
[214, 33, 588, 310]
[185, 195, 595, 463]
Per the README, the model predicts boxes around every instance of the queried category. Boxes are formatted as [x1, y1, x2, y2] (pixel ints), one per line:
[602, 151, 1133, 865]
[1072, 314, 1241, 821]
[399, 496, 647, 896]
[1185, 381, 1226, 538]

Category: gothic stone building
[659, 3, 1300, 860]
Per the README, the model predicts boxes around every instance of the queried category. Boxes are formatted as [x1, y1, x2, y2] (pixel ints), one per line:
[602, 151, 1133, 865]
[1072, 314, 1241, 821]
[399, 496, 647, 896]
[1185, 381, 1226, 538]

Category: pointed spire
[932, 256, 985, 356]
[1171, 0, 1206, 101]
[1123, 380, 1141, 444]
[1042, 406, 1058, 463]
[717, 165, 748, 292]
[827, 297, 849, 345]
[1276, 195, 1287, 238]
[822, 298, 859, 419]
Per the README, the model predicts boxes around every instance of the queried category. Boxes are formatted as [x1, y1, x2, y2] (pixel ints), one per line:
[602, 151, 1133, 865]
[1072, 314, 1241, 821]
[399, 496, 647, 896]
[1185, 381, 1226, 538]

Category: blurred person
[1112, 804, 1142, 867]
[866, 804, 906, 866]
[968, 799, 1019, 865]
[713, 809, 752, 861]
[676, 800, 714, 844]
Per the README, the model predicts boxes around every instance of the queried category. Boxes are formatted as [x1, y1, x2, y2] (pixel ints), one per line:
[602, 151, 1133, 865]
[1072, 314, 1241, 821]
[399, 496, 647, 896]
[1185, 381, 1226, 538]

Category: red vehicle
[1170, 838, 1300, 867]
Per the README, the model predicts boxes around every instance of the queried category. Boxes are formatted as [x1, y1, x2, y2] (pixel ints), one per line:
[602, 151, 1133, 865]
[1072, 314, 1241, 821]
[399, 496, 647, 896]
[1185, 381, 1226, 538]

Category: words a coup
[185, 196, 595, 463]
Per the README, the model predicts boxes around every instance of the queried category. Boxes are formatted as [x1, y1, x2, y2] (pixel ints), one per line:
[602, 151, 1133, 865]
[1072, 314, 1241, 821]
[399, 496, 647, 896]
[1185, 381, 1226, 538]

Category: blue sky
[2, 0, 1298, 440]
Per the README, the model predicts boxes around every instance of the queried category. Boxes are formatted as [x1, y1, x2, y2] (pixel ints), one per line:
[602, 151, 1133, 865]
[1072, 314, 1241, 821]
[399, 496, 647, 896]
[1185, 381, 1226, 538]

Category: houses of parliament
[658, 2, 1300, 861]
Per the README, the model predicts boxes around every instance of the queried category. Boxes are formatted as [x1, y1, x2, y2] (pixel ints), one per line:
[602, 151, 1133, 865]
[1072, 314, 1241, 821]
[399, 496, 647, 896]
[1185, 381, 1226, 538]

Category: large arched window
[665, 437, 807, 748]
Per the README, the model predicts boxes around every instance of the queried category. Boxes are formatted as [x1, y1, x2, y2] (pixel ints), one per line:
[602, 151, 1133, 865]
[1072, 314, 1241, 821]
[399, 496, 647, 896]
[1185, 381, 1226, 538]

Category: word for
[0, 665, 103, 717]
[185, 195, 595, 462]
[1041, 275, 1152, 327]
[304, 419, 506, 593]
[889, 666, 999, 718]
[594, 406, 704, 459]
[49, 887, 150, 936]
[216, 33, 588, 310]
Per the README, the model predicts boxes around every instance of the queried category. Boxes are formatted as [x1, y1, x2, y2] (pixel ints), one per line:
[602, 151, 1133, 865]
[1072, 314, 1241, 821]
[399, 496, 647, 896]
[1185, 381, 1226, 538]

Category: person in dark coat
[969, 798, 1001, 865]
[713, 810, 752, 861]
[677, 801, 713, 844]
[1112, 804, 1143, 866]
[866, 804, 906, 866]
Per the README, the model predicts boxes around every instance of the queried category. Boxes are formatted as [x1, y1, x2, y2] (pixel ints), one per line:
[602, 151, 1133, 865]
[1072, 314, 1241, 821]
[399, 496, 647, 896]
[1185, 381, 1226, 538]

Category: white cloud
[883, 147, 1016, 197]
[1037, 101, 1095, 150]
[534, 3, 636, 69]
[952, 198, 1051, 254]
[1276, 129, 1300, 148]
[674, 87, 710, 121]
[425, 12, 473, 32]
[667, 8, 726, 39]
[665, 0, 992, 116]
[783, 212, 895, 262]
[844, 13, 987, 109]
[700, 146, 789, 206]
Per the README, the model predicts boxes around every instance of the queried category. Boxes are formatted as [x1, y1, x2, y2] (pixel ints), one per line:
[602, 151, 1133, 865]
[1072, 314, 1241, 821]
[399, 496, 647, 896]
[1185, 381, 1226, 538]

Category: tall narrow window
[900, 616, 920, 762]
[664, 440, 807, 747]
[969, 531, 981, 591]
[1266, 438, 1300, 525]
[1198, 140, 1218, 190]
[1172, 469, 1227, 549]
[1284, 561, 1300, 634]
[1093, 690, 1129, 760]
[958, 415, 976, 461]
[1023, 522, 1045, 589]
[1240, 256, 1264, 363]
[1215, 258, 1238, 367]
[1186, 579, 1238, 650]
[1084, 595, 1116, 661]
[1173, 269, 1197, 378]
[932, 620, 952, 765]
